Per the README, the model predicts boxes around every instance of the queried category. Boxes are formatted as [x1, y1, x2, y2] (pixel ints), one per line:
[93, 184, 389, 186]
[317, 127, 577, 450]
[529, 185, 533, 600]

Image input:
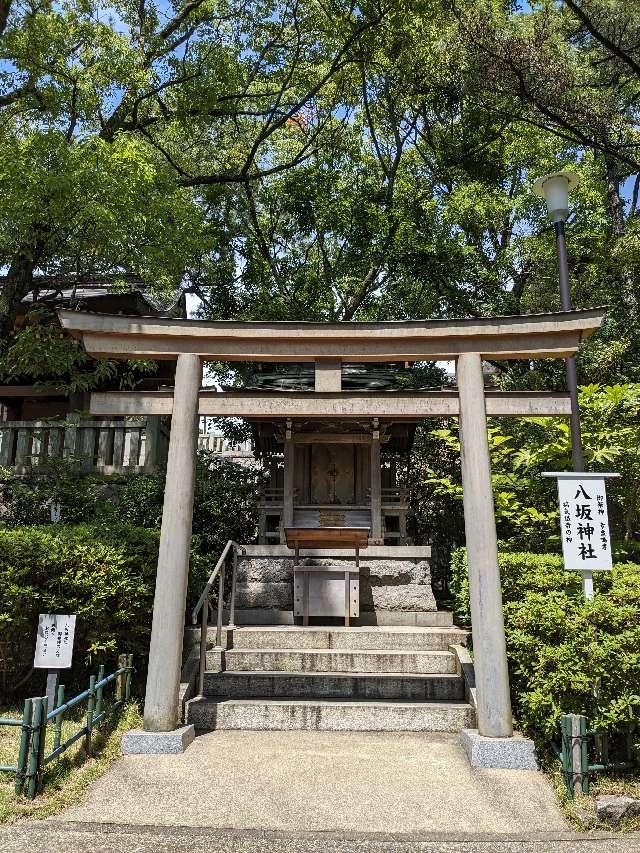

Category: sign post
[33, 614, 76, 708]
[543, 473, 620, 599]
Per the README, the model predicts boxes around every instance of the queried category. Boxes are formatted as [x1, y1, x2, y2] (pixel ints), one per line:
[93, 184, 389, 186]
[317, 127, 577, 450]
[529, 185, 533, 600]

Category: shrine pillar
[282, 419, 294, 540]
[370, 419, 382, 543]
[456, 352, 513, 738]
[143, 353, 202, 732]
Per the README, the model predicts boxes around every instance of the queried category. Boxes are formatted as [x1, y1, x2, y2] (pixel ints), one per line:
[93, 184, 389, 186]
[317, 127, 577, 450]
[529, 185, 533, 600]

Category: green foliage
[0, 460, 105, 526]
[0, 452, 263, 550]
[99, 473, 166, 529]
[0, 524, 208, 683]
[451, 549, 640, 741]
[192, 452, 265, 556]
[0, 307, 157, 392]
[418, 384, 640, 554]
[0, 456, 261, 696]
[94, 453, 263, 552]
[2, 0, 638, 384]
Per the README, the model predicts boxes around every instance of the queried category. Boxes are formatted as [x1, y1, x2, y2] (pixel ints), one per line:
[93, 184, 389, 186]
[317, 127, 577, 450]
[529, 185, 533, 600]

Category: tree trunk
[0, 226, 50, 342]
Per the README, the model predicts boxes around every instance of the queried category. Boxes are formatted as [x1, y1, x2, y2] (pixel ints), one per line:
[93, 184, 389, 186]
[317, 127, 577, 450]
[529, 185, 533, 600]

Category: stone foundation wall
[236, 556, 436, 613]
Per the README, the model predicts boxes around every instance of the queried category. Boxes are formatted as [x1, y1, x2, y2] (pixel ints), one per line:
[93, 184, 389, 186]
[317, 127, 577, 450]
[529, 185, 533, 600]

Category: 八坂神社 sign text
[557, 477, 612, 571]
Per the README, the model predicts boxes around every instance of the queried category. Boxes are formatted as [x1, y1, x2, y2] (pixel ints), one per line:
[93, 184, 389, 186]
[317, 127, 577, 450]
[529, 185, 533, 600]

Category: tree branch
[562, 0, 640, 80]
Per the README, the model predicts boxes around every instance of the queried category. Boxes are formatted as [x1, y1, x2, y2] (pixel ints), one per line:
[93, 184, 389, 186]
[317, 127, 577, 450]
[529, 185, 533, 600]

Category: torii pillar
[143, 354, 202, 732]
[457, 353, 512, 736]
[457, 353, 536, 769]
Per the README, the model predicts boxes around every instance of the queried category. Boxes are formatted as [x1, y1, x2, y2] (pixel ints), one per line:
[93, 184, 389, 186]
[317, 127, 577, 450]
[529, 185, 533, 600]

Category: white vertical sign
[34, 614, 76, 669]
[557, 477, 612, 571]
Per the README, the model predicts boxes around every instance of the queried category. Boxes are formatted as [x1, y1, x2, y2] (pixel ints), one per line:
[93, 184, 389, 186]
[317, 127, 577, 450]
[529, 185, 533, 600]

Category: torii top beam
[58, 307, 606, 362]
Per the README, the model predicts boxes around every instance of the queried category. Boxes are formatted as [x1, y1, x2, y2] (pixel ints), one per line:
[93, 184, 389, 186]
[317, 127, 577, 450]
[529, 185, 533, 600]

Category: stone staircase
[186, 621, 476, 732]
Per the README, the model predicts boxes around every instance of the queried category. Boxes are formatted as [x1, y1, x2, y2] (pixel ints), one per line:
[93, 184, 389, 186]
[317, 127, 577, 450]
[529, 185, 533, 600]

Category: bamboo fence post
[115, 653, 128, 702]
[95, 664, 105, 718]
[125, 655, 133, 701]
[14, 698, 32, 796]
[53, 685, 65, 752]
[85, 675, 95, 755]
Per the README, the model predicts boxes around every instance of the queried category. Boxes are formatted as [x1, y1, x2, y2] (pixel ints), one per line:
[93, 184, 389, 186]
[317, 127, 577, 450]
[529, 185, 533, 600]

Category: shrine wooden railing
[0, 417, 169, 474]
[259, 487, 285, 505]
[198, 432, 253, 458]
[259, 488, 407, 507]
[369, 487, 408, 505]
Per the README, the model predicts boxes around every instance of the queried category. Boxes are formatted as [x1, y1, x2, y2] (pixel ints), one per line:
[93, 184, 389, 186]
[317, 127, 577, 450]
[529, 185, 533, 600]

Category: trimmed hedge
[0, 524, 209, 695]
[451, 549, 640, 741]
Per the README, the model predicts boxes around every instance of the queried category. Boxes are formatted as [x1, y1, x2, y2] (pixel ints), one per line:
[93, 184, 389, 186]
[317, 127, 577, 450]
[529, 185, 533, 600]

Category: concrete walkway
[2, 731, 639, 851]
[51, 730, 566, 834]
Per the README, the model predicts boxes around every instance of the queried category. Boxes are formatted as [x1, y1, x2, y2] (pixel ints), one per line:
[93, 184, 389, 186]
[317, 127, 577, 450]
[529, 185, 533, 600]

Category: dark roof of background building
[12, 273, 186, 318]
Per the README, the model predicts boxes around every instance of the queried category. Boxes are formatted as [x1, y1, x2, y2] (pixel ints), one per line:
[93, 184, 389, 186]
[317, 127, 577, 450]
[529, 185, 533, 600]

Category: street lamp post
[534, 172, 585, 472]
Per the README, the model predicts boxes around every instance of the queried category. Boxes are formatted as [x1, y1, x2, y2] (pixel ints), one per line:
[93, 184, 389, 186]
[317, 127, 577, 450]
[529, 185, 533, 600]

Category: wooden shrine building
[247, 363, 421, 546]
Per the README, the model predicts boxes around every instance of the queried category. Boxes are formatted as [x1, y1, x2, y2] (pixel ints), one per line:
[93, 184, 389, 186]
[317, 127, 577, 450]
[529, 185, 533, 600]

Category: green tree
[0, 307, 157, 392]
[0, 0, 393, 338]
[416, 384, 640, 552]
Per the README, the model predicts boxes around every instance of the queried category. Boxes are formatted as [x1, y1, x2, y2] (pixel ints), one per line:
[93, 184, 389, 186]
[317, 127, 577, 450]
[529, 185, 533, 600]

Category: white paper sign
[557, 477, 612, 571]
[34, 614, 76, 669]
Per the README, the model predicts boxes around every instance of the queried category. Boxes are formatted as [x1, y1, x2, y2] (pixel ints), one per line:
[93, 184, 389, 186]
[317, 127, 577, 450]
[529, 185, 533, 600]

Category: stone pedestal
[235, 556, 437, 614]
[461, 729, 538, 770]
[122, 725, 195, 755]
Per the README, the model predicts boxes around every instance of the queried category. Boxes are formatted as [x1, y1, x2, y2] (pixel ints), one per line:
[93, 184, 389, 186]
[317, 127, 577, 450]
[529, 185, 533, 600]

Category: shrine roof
[59, 307, 606, 362]
[225, 363, 436, 392]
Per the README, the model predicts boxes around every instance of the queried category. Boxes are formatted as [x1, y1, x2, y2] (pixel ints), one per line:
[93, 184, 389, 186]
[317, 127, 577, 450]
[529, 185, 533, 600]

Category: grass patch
[0, 701, 141, 824]
[541, 750, 640, 832]
[586, 774, 640, 833]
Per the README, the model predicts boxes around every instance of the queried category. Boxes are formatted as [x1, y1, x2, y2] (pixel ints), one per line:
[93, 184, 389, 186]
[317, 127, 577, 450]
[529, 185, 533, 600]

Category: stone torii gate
[59, 307, 605, 751]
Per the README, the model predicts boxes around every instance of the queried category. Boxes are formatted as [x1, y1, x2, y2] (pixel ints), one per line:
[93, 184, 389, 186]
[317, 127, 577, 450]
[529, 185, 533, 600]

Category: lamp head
[533, 171, 579, 222]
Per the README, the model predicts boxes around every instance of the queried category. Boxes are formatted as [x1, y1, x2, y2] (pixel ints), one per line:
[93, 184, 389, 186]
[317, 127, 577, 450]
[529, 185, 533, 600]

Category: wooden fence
[0, 417, 169, 474]
[0, 654, 133, 798]
[198, 431, 253, 458]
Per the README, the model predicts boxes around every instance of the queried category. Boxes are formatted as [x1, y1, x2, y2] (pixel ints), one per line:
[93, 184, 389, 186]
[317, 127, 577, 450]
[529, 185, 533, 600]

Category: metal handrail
[192, 539, 236, 622]
[191, 539, 240, 697]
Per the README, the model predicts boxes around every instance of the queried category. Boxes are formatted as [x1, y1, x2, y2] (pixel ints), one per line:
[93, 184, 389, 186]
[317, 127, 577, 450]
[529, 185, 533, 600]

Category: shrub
[0, 464, 106, 526]
[0, 452, 263, 555]
[0, 523, 209, 699]
[451, 548, 640, 741]
[420, 384, 640, 557]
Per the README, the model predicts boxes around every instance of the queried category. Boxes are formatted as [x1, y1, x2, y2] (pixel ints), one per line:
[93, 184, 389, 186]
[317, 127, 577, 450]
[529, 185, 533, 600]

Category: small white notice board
[557, 477, 612, 571]
[34, 614, 76, 669]
[543, 472, 620, 599]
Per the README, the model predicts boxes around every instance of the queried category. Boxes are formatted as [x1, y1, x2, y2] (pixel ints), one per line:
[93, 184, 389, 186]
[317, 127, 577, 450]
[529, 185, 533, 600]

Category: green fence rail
[0, 653, 133, 799]
[554, 713, 638, 798]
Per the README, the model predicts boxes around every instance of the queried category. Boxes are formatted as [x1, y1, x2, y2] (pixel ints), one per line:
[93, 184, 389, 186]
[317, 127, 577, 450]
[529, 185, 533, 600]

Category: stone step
[187, 697, 476, 732]
[218, 648, 457, 674]
[230, 626, 469, 652]
[203, 671, 465, 701]
[221, 608, 455, 628]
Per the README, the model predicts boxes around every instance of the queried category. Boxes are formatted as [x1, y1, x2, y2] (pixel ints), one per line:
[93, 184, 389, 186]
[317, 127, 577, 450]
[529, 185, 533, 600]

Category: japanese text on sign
[557, 478, 612, 571]
[33, 614, 76, 669]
